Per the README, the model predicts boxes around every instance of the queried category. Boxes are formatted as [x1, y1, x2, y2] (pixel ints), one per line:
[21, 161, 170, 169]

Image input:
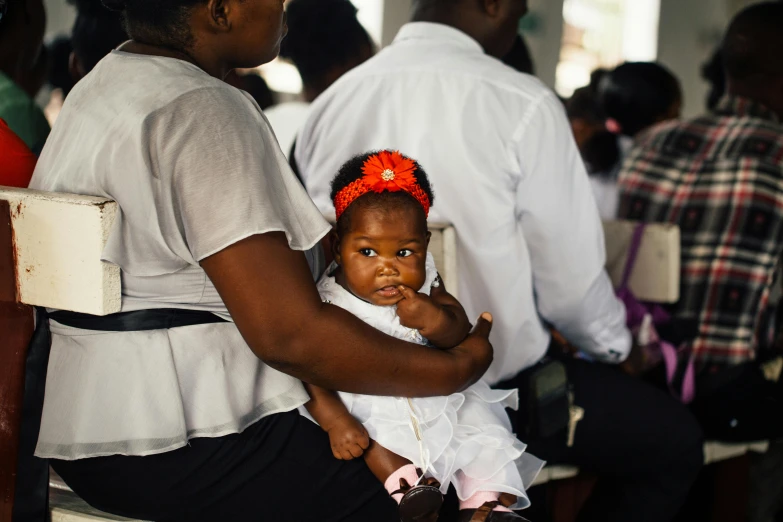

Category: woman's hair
[566, 69, 606, 124]
[279, 0, 372, 88]
[566, 69, 620, 177]
[702, 48, 725, 111]
[331, 151, 435, 235]
[101, 0, 205, 51]
[598, 62, 681, 137]
[47, 36, 76, 94]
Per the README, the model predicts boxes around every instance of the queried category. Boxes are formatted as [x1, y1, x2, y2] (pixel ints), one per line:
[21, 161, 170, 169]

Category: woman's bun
[101, 0, 127, 12]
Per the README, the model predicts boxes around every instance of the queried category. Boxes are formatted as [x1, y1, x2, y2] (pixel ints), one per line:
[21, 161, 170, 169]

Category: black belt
[48, 308, 229, 332]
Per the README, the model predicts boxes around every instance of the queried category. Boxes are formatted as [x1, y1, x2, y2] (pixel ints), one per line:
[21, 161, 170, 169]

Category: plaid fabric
[618, 95, 783, 368]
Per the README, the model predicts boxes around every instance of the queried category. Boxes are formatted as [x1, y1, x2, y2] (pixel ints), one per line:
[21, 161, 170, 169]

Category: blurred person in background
[0, 117, 36, 186]
[502, 33, 534, 75]
[619, 6, 783, 520]
[566, 70, 607, 158]
[566, 69, 618, 218]
[618, 2, 783, 444]
[267, 0, 374, 160]
[586, 61, 682, 219]
[702, 48, 726, 112]
[67, 0, 128, 83]
[2, 110, 40, 522]
[0, 0, 49, 154]
[599, 62, 682, 143]
[40, 0, 129, 124]
[225, 69, 275, 110]
[46, 36, 75, 98]
[296, 0, 704, 520]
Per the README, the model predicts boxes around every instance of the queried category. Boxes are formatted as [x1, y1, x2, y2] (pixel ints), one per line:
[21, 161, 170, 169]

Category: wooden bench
[0, 187, 120, 522]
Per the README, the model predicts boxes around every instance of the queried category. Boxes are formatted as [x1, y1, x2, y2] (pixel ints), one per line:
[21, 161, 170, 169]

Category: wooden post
[0, 199, 35, 522]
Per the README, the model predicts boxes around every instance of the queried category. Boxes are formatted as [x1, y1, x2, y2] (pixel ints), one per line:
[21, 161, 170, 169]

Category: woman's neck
[116, 40, 231, 79]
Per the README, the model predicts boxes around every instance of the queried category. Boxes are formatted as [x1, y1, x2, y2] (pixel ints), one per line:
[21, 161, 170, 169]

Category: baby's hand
[327, 414, 370, 460]
[396, 285, 444, 333]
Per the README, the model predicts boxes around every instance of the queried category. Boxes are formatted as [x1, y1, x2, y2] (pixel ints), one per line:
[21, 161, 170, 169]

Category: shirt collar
[713, 95, 781, 124]
[392, 22, 485, 55]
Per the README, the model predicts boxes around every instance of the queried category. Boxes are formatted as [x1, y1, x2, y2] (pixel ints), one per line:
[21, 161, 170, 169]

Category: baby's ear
[425, 230, 432, 247]
[330, 228, 342, 264]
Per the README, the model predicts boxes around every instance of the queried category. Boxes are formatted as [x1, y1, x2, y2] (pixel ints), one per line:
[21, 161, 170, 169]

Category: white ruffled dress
[312, 253, 544, 509]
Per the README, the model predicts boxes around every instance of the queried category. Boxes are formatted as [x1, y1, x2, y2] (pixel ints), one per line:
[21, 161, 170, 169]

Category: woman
[569, 62, 681, 219]
[0, 0, 51, 154]
[27, 0, 493, 520]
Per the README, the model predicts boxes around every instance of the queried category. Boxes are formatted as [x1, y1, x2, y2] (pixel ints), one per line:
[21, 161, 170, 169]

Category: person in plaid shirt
[618, 2, 783, 442]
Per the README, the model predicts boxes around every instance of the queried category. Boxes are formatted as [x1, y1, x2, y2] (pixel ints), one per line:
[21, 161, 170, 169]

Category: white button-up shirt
[296, 22, 631, 383]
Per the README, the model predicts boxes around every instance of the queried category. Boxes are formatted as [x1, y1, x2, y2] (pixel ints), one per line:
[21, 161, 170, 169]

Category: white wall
[351, 0, 385, 46]
[44, 0, 75, 40]
[657, 0, 727, 117]
[381, 0, 412, 46]
[524, 0, 566, 89]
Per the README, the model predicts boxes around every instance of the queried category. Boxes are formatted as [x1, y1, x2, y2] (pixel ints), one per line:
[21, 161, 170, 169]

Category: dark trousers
[499, 357, 704, 522]
[52, 410, 403, 522]
[51, 410, 465, 522]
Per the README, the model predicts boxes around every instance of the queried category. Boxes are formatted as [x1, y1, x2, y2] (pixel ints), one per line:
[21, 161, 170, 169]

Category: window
[555, 0, 661, 97]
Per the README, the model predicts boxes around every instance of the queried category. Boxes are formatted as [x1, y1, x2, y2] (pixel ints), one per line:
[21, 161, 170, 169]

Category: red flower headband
[334, 151, 431, 220]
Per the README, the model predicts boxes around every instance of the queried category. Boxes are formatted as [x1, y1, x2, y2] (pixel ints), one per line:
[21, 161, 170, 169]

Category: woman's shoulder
[78, 52, 260, 123]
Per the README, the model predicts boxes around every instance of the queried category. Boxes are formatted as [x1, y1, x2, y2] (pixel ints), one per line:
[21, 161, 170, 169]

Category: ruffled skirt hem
[339, 380, 542, 510]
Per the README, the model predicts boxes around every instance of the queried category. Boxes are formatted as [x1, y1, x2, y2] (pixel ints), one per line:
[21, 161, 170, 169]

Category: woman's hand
[448, 313, 494, 390]
[327, 414, 370, 460]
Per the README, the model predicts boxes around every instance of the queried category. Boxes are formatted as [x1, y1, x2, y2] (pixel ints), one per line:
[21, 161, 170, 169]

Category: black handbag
[526, 358, 571, 440]
[690, 361, 783, 442]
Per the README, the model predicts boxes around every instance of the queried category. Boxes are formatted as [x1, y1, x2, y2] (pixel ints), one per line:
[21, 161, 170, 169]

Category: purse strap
[619, 223, 696, 404]
[660, 341, 696, 404]
[620, 223, 646, 291]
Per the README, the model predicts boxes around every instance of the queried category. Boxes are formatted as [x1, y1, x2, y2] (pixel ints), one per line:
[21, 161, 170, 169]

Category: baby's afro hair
[330, 150, 435, 235]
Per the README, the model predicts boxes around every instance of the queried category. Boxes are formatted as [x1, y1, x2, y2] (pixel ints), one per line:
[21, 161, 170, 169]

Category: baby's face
[334, 203, 430, 306]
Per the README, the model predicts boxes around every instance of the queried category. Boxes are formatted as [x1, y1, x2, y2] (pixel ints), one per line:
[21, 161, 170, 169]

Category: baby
[304, 151, 542, 522]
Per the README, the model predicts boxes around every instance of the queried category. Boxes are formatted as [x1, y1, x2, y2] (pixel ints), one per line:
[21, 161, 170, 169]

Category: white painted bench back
[427, 223, 458, 298]
[603, 220, 681, 304]
[429, 220, 680, 304]
[0, 187, 120, 315]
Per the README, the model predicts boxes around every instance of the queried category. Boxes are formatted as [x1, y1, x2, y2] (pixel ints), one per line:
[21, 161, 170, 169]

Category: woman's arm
[201, 232, 493, 397]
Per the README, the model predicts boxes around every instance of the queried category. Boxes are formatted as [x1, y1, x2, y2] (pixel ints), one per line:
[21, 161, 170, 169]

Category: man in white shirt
[295, 0, 703, 520]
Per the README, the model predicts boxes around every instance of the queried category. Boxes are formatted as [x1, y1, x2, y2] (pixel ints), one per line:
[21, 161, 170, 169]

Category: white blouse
[29, 51, 331, 460]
